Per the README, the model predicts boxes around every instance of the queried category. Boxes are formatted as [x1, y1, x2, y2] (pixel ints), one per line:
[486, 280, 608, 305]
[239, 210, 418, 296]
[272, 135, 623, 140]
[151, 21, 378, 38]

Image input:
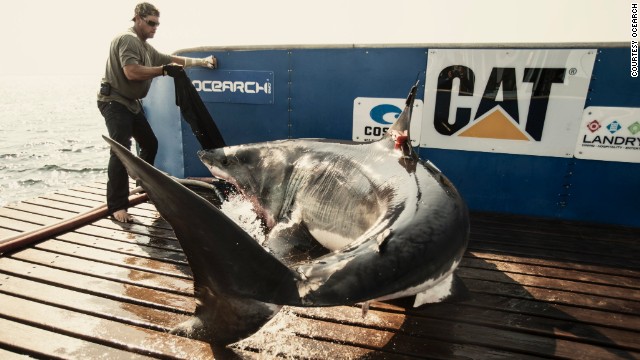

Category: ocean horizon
[0, 74, 110, 207]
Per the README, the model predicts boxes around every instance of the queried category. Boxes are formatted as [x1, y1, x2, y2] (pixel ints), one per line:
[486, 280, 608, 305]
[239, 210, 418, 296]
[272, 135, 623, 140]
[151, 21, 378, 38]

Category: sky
[0, 0, 632, 76]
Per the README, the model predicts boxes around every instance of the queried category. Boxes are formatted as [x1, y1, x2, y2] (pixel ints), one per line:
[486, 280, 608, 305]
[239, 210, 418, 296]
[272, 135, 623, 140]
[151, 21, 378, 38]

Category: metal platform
[0, 182, 638, 359]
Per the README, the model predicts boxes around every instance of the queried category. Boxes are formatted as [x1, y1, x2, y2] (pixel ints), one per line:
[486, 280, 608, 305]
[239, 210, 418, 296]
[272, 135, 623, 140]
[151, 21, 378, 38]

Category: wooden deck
[0, 182, 638, 359]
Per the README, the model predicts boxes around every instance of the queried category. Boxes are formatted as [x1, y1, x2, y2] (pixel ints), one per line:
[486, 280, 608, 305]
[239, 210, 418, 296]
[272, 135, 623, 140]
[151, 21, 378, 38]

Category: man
[98, 2, 217, 223]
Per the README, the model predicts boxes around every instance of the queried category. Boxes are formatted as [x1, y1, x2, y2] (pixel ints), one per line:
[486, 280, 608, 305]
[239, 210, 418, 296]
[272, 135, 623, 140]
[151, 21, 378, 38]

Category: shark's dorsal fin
[382, 81, 419, 157]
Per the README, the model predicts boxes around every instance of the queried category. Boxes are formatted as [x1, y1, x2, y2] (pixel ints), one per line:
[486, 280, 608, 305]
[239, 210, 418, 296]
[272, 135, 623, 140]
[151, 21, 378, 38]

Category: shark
[102, 81, 469, 346]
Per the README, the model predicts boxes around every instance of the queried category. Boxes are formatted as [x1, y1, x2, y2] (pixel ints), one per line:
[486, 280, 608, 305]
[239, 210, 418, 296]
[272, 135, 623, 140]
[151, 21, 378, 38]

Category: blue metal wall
[288, 48, 427, 139]
[561, 48, 640, 226]
[144, 45, 640, 228]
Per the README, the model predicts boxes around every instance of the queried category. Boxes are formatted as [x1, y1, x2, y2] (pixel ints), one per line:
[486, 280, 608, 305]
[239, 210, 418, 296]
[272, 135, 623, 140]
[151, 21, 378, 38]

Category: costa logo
[352, 97, 423, 145]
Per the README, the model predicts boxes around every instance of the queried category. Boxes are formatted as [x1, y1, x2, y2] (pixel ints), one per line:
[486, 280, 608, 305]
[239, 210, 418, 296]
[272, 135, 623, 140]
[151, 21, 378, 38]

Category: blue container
[144, 44, 640, 228]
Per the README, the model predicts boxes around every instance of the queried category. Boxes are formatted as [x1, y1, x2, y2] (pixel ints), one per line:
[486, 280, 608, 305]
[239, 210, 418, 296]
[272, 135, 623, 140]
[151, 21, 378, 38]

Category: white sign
[352, 97, 423, 146]
[421, 49, 596, 157]
[575, 106, 640, 163]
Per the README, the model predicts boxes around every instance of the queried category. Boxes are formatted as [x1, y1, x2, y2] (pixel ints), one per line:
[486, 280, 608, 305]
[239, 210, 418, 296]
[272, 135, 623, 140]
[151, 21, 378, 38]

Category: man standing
[98, 2, 216, 222]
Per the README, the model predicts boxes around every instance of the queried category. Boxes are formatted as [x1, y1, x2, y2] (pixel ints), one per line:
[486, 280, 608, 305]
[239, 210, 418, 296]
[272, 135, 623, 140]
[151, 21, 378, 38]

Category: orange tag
[394, 135, 408, 149]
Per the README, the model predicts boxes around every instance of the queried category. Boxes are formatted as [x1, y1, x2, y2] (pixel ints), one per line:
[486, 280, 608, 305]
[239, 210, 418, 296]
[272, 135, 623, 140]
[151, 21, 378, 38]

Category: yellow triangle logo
[459, 107, 530, 141]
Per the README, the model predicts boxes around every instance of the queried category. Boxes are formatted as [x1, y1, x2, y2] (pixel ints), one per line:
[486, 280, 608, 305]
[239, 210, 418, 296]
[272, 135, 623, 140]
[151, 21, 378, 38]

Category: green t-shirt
[97, 28, 172, 113]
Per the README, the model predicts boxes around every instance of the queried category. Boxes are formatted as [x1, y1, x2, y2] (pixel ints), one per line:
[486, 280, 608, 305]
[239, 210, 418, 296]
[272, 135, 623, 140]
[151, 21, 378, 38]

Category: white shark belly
[307, 228, 354, 251]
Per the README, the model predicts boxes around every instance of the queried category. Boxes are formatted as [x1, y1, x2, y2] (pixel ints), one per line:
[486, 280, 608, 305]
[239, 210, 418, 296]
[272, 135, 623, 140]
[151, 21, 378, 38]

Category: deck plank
[290, 307, 640, 360]
[0, 227, 18, 238]
[468, 250, 640, 280]
[0, 273, 189, 330]
[468, 240, 640, 270]
[0, 203, 176, 239]
[462, 276, 640, 315]
[471, 212, 640, 243]
[457, 267, 640, 303]
[0, 348, 32, 360]
[11, 247, 192, 294]
[455, 290, 640, 332]
[0, 257, 194, 313]
[0, 215, 41, 233]
[471, 232, 640, 267]
[369, 301, 640, 352]
[58, 228, 182, 252]
[0, 292, 214, 359]
[8, 199, 172, 230]
[34, 239, 190, 276]
[49, 234, 188, 264]
[0, 184, 639, 359]
[235, 308, 545, 360]
[0, 317, 156, 359]
[463, 254, 640, 290]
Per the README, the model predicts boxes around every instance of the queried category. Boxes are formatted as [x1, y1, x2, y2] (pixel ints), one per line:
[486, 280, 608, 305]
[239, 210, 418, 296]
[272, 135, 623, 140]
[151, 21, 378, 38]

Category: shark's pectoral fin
[102, 135, 301, 305]
[413, 274, 469, 307]
[265, 222, 329, 265]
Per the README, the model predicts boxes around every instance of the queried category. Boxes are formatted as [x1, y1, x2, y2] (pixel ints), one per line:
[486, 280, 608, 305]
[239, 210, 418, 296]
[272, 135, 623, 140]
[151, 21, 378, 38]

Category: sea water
[0, 74, 109, 207]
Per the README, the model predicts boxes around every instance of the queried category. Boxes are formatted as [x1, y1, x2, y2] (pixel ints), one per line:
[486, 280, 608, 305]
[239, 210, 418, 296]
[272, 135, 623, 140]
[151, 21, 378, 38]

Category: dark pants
[98, 101, 158, 214]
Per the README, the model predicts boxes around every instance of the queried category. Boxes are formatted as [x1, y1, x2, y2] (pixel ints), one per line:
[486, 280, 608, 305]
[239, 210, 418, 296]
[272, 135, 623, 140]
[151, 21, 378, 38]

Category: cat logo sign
[421, 49, 596, 157]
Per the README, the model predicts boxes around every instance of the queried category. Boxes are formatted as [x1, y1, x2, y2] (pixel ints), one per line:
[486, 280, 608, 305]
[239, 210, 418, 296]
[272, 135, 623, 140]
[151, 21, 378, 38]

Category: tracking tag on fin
[361, 301, 370, 318]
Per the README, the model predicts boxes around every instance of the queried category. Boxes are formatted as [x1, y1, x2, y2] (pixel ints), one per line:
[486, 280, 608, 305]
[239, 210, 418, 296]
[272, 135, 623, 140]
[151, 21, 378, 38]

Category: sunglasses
[141, 17, 160, 27]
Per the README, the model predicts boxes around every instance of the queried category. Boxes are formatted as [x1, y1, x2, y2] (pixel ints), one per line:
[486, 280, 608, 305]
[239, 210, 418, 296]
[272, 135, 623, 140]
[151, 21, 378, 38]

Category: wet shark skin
[199, 139, 469, 306]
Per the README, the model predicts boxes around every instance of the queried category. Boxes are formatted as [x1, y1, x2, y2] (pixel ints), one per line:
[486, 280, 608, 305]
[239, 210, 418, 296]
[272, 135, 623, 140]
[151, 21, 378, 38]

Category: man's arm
[171, 55, 217, 69]
[123, 64, 163, 81]
[122, 54, 217, 81]
[170, 56, 187, 66]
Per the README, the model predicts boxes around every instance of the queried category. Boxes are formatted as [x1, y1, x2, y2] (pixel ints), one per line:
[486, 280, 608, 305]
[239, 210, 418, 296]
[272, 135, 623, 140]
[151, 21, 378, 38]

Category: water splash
[219, 193, 267, 244]
[231, 307, 312, 359]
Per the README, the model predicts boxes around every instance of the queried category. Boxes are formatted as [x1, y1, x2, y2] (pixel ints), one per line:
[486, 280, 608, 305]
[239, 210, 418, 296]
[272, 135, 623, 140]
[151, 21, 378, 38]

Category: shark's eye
[221, 158, 230, 166]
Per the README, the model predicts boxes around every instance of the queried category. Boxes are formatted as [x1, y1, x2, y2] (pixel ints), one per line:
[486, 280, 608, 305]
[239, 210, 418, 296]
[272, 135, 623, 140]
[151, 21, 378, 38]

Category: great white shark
[103, 82, 469, 346]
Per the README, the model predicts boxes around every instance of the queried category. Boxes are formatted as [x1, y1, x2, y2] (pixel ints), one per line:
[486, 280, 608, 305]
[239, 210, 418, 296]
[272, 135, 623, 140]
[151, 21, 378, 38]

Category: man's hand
[163, 63, 185, 77]
[202, 55, 217, 69]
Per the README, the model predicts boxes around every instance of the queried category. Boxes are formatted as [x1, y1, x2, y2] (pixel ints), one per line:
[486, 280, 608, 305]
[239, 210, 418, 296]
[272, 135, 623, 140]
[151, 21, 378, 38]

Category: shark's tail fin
[102, 136, 300, 304]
